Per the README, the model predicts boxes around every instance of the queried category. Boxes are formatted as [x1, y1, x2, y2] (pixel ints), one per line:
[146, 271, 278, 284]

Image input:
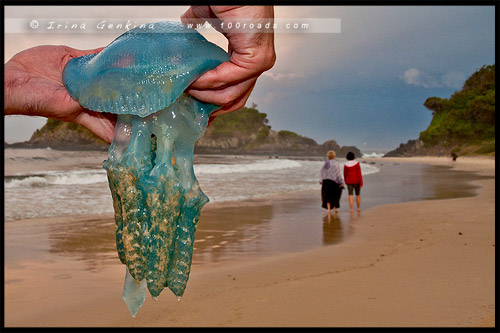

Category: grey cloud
[401, 68, 466, 89]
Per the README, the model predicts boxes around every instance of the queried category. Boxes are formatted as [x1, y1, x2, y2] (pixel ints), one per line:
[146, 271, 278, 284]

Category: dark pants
[321, 179, 343, 209]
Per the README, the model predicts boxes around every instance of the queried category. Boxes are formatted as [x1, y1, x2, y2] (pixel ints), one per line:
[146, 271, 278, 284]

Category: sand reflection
[40, 161, 493, 271]
[193, 204, 275, 265]
[47, 216, 118, 272]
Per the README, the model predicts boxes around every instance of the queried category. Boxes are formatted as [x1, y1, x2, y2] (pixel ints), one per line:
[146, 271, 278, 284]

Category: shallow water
[4, 154, 379, 221]
[192, 161, 492, 266]
[4, 152, 491, 269]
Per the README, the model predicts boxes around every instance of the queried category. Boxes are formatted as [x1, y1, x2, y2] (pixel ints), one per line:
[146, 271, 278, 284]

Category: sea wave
[4, 169, 108, 188]
[5, 158, 379, 190]
[359, 163, 379, 175]
[3, 159, 305, 188]
[194, 158, 302, 175]
[361, 152, 385, 158]
[5, 157, 381, 220]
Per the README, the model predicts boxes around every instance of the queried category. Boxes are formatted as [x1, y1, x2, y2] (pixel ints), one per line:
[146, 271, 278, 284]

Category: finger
[209, 83, 255, 116]
[207, 115, 217, 126]
[180, 6, 213, 23]
[78, 46, 105, 56]
[188, 61, 260, 91]
[199, 81, 254, 125]
[185, 76, 257, 106]
[207, 80, 256, 117]
[76, 110, 117, 144]
[60, 46, 105, 72]
[180, 6, 196, 21]
[64, 46, 105, 58]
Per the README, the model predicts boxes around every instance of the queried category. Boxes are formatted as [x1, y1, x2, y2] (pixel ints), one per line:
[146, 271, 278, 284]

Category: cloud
[441, 70, 466, 89]
[401, 68, 465, 89]
[401, 68, 441, 88]
[262, 71, 306, 81]
[262, 91, 288, 104]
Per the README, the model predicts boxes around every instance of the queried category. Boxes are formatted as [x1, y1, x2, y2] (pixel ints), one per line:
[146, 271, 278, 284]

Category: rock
[13, 117, 362, 157]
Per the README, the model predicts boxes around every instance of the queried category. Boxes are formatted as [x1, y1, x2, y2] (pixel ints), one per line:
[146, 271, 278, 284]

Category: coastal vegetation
[420, 64, 495, 155]
[14, 103, 361, 156]
[208, 103, 270, 139]
[385, 64, 495, 157]
[28, 118, 108, 149]
[198, 104, 360, 155]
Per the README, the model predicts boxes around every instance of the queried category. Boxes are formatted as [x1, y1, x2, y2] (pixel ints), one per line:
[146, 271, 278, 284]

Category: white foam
[5, 169, 107, 188]
[5, 157, 382, 221]
[361, 152, 385, 158]
[194, 158, 302, 175]
[5, 176, 50, 188]
[359, 163, 380, 175]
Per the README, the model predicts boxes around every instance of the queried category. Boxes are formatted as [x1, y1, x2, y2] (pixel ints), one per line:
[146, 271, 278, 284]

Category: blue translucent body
[63, 22, 229, 317]
[63, 21, 228, 117]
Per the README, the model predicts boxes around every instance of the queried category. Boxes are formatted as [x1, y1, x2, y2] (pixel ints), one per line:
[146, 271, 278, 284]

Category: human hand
[4, 45, 116, 143]
[181, 6, 276, 122]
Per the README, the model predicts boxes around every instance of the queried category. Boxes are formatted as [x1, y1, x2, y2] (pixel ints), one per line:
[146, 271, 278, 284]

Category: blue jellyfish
[63, 21, 229, 317]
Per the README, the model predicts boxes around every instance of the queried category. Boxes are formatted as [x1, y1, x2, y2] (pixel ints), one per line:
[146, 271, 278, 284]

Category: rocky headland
[5, 105, 361, 158]
[385, 64, 495, 158]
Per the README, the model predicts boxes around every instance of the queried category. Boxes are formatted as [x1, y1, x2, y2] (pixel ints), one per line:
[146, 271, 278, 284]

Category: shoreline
[4, 156, 495, 327]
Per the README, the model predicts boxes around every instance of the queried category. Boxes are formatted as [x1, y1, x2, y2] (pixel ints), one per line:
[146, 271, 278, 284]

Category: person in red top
[343, 151, 363, 212]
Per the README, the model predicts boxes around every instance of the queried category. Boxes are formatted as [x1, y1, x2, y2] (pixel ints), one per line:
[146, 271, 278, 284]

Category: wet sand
[3, 155, 495, 327]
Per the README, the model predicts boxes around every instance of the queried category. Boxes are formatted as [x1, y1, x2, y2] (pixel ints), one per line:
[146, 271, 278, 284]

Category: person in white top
[320, 150, 344, 217]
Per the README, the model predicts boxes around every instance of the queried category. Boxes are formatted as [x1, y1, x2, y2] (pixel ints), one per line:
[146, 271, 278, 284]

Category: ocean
[4, 148, 488, 267]
[4, 153, 380, 221]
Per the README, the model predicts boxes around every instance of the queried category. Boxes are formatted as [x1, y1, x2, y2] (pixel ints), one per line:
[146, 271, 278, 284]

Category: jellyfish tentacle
[142, 117, 183, 298]
[120, 114, 155, 177]
[167, 181, 208, 297]
[111, 114, 155, 283]
[142, 172, 183, 298]
[103, 162, 126, 264]
[116, 165, 147, 283]
[164, 97, 210, 297]
[103, 115, 135, 264]
[108, 115, 133, 162]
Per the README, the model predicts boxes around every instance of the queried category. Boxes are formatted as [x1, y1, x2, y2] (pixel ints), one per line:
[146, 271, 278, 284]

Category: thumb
[63, 46, 104, 59]
[180, 6, 213, 24]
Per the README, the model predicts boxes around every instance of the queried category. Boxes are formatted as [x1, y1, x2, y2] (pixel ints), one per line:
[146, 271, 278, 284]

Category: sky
[3, 5, 496, 152]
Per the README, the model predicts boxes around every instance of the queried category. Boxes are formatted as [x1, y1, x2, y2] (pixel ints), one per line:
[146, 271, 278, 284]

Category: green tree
[420, 64, 495, 150]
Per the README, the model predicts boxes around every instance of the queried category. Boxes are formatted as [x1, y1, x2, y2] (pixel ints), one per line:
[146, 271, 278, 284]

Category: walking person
[320, 150, 344, 218]
[343, 151, 363, 213]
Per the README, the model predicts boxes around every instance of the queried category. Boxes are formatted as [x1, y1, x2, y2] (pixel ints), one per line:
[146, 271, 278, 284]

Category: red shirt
[343, 161, 363, 186]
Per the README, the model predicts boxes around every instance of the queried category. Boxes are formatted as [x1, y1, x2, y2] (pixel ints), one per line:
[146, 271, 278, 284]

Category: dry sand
[4, 156, 495, 327]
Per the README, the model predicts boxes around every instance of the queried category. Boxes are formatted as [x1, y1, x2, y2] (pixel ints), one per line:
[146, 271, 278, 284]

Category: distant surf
[361, 152, 385, 158]
[5, 169, 107, 188]
[4, 156, 380, 221]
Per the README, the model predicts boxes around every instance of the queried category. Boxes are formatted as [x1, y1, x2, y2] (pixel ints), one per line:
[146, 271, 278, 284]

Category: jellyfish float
[63, 22, 229, 317]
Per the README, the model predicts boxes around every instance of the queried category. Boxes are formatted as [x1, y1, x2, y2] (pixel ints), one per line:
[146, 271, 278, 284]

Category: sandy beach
[4, 155, 495, 327]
